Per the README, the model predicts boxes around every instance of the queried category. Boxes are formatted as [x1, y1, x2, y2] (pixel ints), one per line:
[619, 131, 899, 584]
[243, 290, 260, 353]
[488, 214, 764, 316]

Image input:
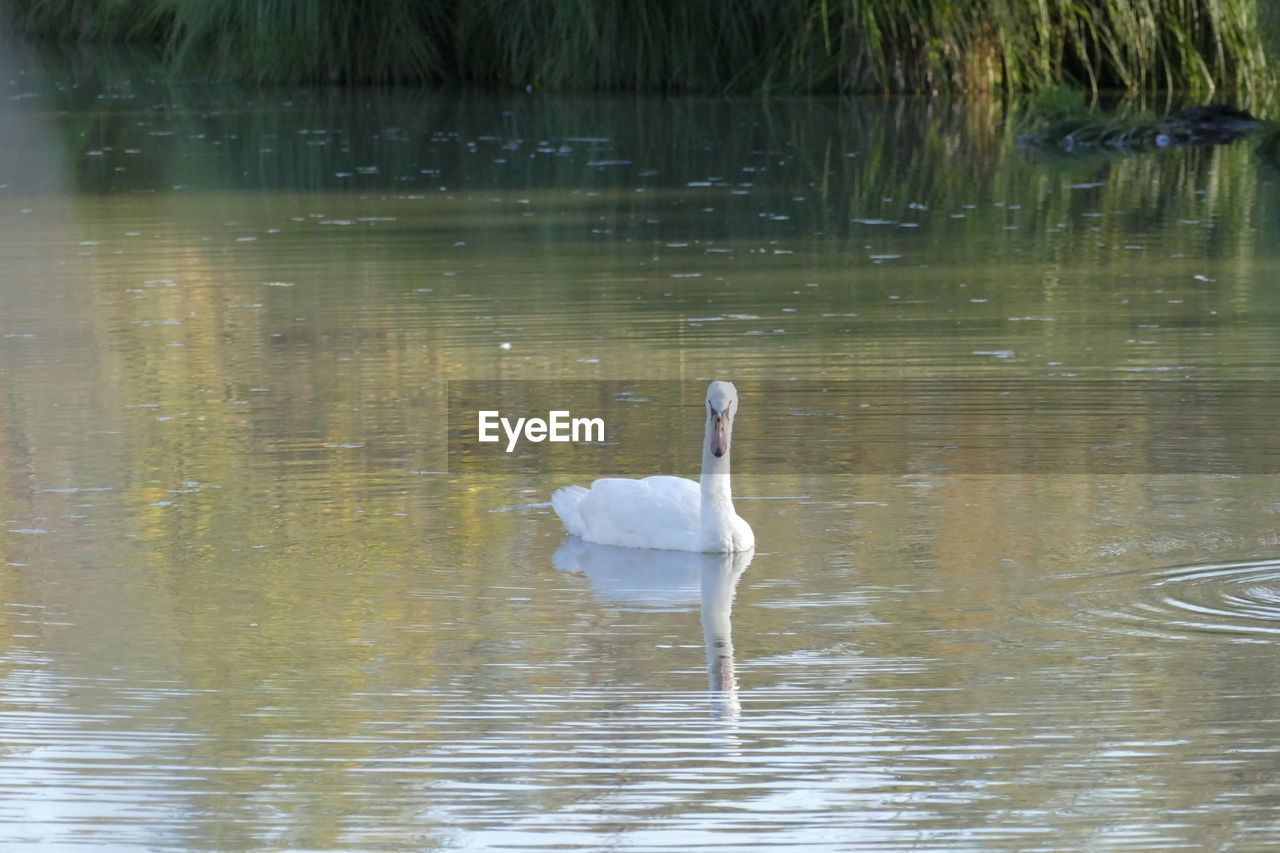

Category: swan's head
[705, 381, 739, 458]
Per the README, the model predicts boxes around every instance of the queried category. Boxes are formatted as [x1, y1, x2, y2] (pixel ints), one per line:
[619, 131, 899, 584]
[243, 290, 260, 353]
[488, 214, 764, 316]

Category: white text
[477, 410, 605, 452]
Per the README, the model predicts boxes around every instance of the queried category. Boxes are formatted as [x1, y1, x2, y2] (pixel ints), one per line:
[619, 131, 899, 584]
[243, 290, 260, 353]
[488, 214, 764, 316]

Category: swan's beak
[711, 413, 729, 457]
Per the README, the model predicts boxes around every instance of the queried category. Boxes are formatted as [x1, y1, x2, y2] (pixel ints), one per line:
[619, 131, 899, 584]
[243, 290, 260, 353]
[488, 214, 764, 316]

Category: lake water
[5, 45, 1280, 851]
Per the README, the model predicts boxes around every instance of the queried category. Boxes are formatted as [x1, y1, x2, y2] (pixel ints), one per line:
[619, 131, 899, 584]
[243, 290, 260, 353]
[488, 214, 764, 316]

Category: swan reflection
[553, 538, 752, 716]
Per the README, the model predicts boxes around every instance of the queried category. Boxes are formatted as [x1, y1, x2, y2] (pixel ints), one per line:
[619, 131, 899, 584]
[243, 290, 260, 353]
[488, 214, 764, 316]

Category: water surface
[4, 48, 1280, 850]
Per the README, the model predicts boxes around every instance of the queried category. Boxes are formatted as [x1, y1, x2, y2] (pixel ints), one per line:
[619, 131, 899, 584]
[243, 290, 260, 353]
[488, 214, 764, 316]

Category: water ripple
[1084, 558, 1280, 643]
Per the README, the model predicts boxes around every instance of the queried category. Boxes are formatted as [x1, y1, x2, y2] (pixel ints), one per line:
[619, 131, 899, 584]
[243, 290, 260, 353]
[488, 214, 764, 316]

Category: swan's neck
[699, 443, 737, 534]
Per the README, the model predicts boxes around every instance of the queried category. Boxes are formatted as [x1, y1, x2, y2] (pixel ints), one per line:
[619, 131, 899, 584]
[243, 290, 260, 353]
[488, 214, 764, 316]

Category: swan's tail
[551, 485, 589, 537]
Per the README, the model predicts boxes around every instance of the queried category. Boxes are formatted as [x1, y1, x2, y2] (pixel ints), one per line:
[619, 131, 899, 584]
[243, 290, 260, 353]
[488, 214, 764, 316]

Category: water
[5, 45, 1280, 850]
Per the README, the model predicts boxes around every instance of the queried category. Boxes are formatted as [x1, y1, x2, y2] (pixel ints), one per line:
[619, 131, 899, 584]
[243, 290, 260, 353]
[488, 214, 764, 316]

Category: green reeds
[8, 0, 1274, 93]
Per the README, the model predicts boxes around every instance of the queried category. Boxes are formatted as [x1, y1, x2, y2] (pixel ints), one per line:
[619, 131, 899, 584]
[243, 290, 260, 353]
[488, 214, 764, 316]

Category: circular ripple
[1088, 559, 1280, 642]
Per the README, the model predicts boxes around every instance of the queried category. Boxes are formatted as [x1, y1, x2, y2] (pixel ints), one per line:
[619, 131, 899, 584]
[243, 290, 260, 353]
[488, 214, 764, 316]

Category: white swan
[551, 380, 754, 552]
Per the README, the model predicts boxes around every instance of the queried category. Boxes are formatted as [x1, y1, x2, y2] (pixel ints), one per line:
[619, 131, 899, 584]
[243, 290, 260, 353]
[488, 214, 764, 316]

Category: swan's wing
[551, 485, 590, 537]
[575, 475, 701, 551]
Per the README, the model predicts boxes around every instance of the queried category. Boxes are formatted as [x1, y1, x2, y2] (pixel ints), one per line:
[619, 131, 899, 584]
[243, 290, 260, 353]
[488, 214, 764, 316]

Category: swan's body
[551, 380, 754, 553]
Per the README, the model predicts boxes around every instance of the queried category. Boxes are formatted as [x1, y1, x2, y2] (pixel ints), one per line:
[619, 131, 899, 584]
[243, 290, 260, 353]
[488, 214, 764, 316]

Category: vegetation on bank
[7, 0, 1274, 94]
[1016, 87, 1270, 152]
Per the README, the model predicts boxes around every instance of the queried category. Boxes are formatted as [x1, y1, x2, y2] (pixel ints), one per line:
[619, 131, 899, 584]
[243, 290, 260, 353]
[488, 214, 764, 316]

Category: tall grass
[8, 0, 1273, 93]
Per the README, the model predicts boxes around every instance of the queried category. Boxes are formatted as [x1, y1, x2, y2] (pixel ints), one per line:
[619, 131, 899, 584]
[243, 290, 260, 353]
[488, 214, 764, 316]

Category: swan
[551, 380, 754, 552]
